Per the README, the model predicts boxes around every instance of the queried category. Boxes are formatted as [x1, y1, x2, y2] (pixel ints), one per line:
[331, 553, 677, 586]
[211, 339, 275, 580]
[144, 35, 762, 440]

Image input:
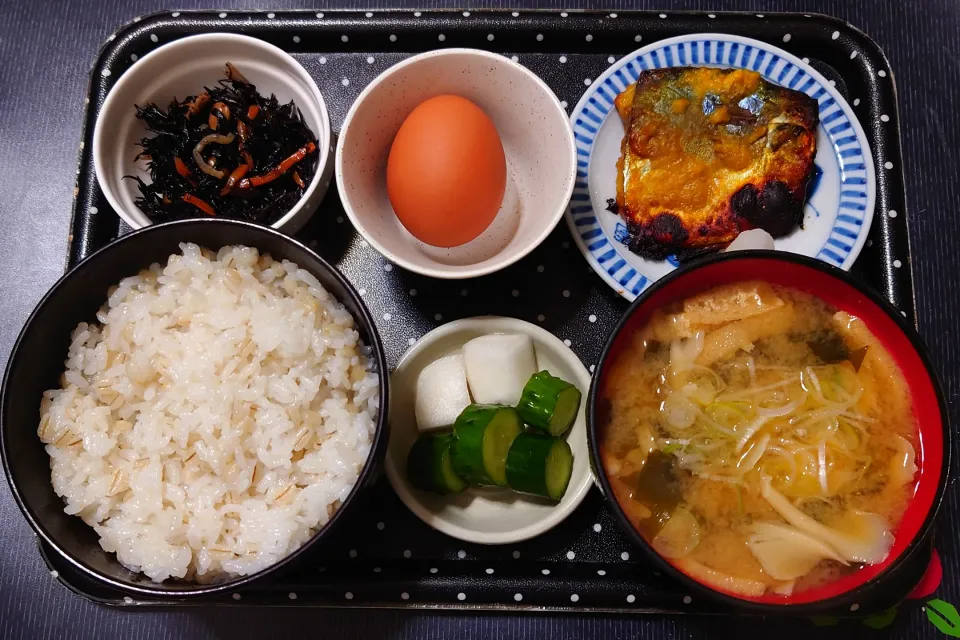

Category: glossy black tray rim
[48, 8, 921, 614]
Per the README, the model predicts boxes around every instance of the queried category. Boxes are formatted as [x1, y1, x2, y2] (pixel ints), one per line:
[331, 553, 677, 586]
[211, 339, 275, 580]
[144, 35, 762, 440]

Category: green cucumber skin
[407, 433, 465, 494]
[451, 405, 501, 485]
[451, 405, 522, 487]
[516, 371, 582, 436]
[438, 444, 468, 493]
[505, 432, 572, 500]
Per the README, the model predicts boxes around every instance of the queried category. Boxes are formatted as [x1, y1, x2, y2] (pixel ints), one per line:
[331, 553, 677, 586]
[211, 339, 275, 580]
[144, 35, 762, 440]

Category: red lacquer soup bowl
[587, 251, 950, 614]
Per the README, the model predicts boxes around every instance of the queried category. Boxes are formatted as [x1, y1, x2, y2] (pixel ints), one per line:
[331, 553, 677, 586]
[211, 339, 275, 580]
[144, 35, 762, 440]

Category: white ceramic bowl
[336, 49, 576, 279]
[384, 317, 593, 544]
[93, 33, 333, 234]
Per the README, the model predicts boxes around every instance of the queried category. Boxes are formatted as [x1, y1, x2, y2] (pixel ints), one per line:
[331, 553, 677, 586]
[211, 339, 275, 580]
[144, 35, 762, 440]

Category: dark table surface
[2, 0, 959, 638]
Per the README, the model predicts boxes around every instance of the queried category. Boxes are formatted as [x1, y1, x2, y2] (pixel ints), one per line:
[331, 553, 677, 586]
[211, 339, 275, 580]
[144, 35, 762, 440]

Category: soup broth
[599, 282, 918, 598]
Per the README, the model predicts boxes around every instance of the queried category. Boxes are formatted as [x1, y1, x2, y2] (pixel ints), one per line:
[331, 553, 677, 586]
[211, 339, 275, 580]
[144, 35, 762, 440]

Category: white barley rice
[38, 244, 379, 582]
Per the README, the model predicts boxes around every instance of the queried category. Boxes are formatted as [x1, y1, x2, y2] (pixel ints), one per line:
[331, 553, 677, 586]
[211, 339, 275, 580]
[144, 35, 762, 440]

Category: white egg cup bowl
[384, 317, 594, 545]
[336, 48, 577, 279]
[93, 33, 333, 234]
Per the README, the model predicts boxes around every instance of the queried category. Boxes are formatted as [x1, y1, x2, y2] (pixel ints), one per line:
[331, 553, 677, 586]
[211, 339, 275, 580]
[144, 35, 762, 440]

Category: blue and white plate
[566, 34, 876, 301]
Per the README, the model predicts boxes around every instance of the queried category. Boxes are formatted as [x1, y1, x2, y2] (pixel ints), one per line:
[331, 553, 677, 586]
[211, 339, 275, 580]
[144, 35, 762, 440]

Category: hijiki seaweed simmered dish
[598, 282, 919, 598]
[128, 63, 318, 225]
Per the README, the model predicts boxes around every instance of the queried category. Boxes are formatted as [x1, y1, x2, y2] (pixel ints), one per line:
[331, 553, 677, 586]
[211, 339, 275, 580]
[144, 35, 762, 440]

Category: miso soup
[599, 282, 918, 597]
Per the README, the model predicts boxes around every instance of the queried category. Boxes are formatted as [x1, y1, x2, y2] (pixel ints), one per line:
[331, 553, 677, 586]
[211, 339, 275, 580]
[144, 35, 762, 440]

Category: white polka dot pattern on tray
[77, 14, 913, 614]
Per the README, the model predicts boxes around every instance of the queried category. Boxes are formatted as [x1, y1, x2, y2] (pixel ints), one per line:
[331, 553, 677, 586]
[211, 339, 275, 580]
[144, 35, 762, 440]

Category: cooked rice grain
[39, 243, 379, 582]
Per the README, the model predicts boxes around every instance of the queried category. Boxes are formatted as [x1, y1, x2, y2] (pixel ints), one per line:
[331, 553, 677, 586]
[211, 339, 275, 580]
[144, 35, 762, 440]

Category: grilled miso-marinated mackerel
[613, 68, 818, 260]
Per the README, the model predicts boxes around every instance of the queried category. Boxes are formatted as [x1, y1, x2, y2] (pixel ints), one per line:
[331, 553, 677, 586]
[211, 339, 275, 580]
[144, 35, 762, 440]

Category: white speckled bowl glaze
[336, 48, 576, 279]
[93, 33, 333, 234]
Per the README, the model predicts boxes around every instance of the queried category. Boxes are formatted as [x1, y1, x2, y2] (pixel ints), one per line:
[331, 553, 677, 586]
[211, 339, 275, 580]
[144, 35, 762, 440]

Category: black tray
[53, 9, 919, 614]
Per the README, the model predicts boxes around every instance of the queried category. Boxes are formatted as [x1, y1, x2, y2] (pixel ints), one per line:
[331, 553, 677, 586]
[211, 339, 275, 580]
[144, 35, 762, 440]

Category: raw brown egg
[386, 95, 507, 248]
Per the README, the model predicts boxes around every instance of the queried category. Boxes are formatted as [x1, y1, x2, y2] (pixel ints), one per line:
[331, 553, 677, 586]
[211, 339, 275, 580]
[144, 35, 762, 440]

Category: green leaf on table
[810, 616, 839, 627]
[926, 599, 960, 637]
[862, 607, 897, 629]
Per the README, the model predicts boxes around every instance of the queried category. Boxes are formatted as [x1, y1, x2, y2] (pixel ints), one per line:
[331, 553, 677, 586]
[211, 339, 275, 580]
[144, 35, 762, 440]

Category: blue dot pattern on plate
[566, 34, 875, 301]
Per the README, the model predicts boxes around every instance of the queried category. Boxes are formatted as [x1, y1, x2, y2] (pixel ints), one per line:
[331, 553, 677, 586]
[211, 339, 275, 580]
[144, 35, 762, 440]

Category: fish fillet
[613, 68, 819, 260]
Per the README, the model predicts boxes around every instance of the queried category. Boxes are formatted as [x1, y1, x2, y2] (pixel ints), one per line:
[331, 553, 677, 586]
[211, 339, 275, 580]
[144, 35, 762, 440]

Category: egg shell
[386, 95, 507, 248]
